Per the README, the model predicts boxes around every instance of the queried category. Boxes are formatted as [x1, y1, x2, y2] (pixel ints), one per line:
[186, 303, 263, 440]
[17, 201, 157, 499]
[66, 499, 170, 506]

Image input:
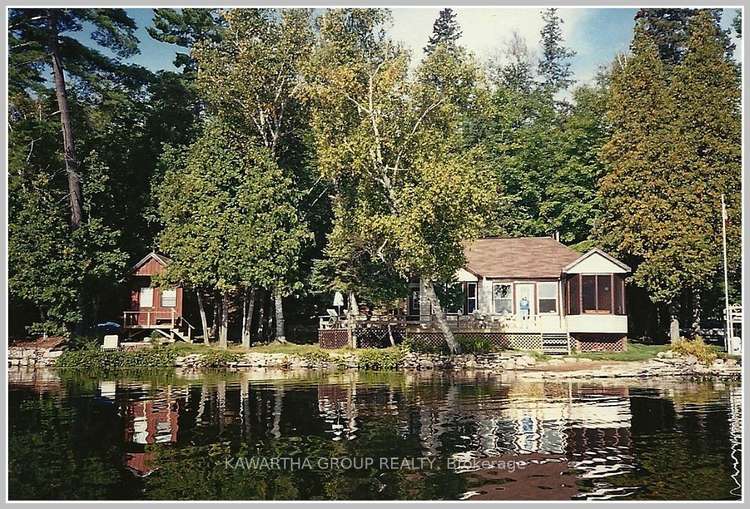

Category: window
[581, 274, 614, 313]
[567, 276, 580, 315]
[597, 275, 612, 313]
[493, 283, 512, 314]
[408, 287, 420, 316]
[465, 283, 477, 314]
[139, 287, 153, 308]
[161, 288, 177, 308]
[582, 275, 597, 312]
[537, 282, 558, 314]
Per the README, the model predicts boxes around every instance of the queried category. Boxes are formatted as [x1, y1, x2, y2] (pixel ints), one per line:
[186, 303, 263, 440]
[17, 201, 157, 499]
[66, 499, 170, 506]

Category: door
[515, 283, 535, 316]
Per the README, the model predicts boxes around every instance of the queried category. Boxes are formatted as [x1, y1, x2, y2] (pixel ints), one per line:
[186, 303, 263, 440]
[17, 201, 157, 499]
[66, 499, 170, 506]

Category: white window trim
[492, 282, 514, 315]
[465, 282, 478, 314]
[139, 287, 154, 308]
[536, 281, 558, 314]
[161, 288, 177, 308]
[514, 282, 536, 316]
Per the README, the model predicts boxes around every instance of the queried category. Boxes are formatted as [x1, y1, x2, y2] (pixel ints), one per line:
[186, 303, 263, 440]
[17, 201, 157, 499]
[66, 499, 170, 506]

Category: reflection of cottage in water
[121, 387, 182, 477]
[318, 383, 360, 441]
[448, 382, 635, 501]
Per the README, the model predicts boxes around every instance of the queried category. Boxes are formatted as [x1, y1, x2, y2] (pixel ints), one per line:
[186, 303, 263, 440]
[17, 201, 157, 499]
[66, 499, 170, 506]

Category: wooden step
[171, 329, 192, 343]
[542, 333, 570, 355]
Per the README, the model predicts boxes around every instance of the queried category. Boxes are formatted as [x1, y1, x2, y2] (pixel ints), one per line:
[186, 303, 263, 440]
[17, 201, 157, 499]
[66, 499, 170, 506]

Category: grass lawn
[167, 341, 354, 356]
[166, 340, 736, 364]
[568, 343, 669, 362]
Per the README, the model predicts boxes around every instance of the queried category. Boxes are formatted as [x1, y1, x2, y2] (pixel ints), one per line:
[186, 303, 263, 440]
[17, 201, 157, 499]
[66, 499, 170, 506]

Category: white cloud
[388, 7, 587, 68]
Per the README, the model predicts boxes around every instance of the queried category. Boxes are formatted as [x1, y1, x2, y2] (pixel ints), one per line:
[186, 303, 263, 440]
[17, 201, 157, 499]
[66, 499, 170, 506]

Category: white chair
[102, 335, 119, 351]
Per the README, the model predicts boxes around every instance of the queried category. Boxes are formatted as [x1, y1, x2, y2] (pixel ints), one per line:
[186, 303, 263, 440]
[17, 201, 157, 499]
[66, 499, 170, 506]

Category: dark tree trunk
[691, 289, 702, 338]
[274, 288, 287, 343]
[422, 280, 460, 354]
[197, 291, 210, 345]
[257, 290, 266, 342]
[47, 11, 82, 229]
[242, 288, 255, 348]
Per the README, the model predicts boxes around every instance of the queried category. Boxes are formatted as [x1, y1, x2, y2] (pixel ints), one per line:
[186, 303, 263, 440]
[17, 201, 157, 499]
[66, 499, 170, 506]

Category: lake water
[8, 368, 742, 501]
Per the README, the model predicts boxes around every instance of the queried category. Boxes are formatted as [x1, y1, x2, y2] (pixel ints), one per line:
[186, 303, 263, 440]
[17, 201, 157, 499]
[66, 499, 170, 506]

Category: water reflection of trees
[8, 369, 741, 501]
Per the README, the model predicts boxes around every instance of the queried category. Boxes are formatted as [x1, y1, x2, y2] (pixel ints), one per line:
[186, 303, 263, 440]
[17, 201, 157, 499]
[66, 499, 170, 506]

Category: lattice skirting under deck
[572, 334, 627, 352]
[404, 331, 543, 351]
[319, 329, 350, 349]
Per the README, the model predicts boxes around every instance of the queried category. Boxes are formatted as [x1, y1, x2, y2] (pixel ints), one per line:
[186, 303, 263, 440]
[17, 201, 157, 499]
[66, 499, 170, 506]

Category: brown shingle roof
[464, 237, 581, 279]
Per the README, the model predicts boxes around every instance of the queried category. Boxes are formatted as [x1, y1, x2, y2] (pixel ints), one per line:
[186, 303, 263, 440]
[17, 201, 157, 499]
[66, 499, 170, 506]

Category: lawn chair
[102, 334, 119, 351]
[326, 308, 341, 328]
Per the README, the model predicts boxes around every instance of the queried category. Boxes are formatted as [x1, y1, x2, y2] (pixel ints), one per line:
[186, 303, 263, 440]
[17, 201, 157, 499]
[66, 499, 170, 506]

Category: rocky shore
[8, 342, 741, 379]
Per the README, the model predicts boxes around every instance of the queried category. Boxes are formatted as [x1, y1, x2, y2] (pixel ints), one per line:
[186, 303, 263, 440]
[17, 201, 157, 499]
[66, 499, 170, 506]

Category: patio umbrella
[333, 291, 344, 315]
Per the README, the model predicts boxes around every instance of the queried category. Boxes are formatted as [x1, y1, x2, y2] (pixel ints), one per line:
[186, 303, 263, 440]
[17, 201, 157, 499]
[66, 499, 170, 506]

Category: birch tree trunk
[347, 290, 356, 348]
[274, 288, 287, 343]
[669, 301, 681, 343]
[47, 11, 82, 229]
[211, 292, 220, 340]
[422, 280, 460, 354]
[219, 291, 229, 348]
[242, 288, 256, 348]
[197, 291, 210, 345]
[257, 293, 266, 342]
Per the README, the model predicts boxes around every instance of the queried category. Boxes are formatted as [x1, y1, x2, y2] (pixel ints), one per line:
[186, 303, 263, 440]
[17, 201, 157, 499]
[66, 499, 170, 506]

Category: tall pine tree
[597, 13, 741, 341]
[537, 8, 576, 94]
[596, 23, 683, 341]
[669, 11, 741, 330]
[634, 8, 733, 65]
[423, 8, 462, 54]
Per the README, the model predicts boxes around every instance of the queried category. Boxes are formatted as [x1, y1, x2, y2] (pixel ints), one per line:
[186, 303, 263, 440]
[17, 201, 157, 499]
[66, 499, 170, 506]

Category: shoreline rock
[8, 345, 741, 379]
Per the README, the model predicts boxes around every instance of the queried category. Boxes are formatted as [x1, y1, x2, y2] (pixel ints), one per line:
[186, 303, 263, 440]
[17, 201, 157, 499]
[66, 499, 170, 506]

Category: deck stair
[541, 332, 570, 355]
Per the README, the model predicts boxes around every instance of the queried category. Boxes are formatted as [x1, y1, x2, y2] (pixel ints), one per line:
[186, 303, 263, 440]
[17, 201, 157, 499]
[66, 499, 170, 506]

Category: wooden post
[721, 194, 731, 351]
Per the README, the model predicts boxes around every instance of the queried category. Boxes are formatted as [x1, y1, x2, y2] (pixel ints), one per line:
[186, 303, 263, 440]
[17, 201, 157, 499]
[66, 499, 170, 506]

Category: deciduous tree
[306, 9, 496, 353]
[157, 120, 309, 347]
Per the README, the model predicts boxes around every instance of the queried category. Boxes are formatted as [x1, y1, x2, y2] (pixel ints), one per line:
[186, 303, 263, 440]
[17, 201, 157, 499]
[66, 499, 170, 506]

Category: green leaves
[157, 119, 309, 296]
[596, 12, 741, 307]
[306, 8, 495, 303]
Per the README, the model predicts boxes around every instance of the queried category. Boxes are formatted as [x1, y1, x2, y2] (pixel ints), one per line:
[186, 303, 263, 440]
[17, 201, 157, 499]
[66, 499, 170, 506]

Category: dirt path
[525, 360, 644, 373]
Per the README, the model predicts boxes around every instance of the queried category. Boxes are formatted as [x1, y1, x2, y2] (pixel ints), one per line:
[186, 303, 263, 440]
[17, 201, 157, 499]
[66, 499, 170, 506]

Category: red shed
[123, 252, 193, 342]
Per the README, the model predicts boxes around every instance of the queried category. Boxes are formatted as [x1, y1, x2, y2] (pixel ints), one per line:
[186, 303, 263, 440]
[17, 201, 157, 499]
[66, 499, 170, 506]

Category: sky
[113, 7, 740, 88]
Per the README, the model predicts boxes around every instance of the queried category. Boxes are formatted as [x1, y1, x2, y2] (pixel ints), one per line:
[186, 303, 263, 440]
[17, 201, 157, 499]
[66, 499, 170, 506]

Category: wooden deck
[319, 313, 566, 334]
[123, 311, 195, 342]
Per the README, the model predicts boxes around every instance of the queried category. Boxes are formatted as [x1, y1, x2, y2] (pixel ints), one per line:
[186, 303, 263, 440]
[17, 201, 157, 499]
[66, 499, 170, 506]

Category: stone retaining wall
[8, 346, 64, 368]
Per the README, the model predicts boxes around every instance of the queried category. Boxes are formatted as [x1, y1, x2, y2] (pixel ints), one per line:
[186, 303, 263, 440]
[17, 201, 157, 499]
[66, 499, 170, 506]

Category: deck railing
[319, 312, 564, 333]
[123, 310, 176, 328]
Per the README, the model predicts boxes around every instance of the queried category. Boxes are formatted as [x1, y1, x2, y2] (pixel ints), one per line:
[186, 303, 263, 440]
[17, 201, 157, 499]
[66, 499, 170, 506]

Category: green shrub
[66, 336, 100, 351]
[357, 348, 404, 370]
[457, 335, 494, 354]
[55, 344, 177, 369]
[298, 350, 331, 364]
[671, 337, 717, 365]
[196, 350, 242, 368]
[402, 334, 498, 355]
[401, 337, 444, 354]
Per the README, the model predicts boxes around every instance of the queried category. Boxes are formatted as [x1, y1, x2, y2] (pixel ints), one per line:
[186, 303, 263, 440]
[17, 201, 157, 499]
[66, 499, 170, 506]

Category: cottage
[123, 252, 194, 342]
[409, 237, 630, 353]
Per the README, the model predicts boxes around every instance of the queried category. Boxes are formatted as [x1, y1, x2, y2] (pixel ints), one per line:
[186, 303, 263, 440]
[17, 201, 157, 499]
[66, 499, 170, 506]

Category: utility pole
[721, 194, 731, 352]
